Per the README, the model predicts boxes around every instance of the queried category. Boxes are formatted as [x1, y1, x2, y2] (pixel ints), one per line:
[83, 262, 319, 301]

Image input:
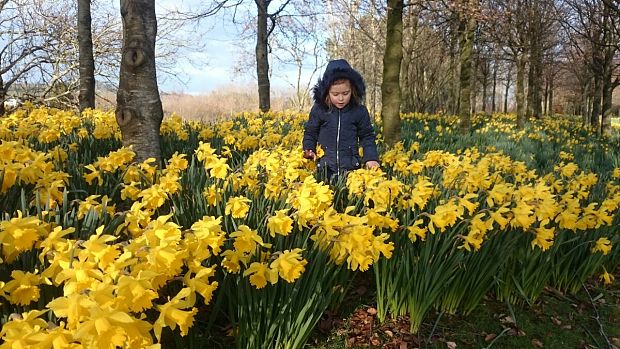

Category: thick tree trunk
[255, 0, 270, 112]
[401, 6, 418, 114]
[116, 0, 163, 164]
[516, 54, 526, 129]
[458, 10, 475, 133]
[601, 71, 613, 136]
[78, 0, 96, 111]
[381, 0, 404, 146]
[529, 29, 543, 118]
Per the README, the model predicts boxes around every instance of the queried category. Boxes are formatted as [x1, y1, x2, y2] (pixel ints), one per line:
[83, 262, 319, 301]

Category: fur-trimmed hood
[312, 59, 366, 108]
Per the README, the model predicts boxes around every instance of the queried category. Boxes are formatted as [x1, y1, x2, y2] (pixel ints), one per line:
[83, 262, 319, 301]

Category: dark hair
[323, 78, 362, 109]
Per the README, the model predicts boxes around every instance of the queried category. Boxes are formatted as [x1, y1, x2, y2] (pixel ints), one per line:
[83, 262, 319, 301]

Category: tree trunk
[543, 76, 548, 115]
[471, 54, 478, 115]
[584, 95, 591, 125]
[529, 27, 543, 118]
[590, 73, 601, 130]
[78, 0, 96, 111]
[581, 78, 591, 124]
[458, 9, 475, 133]
[449, 13, 460, 116]
[255, 0, 270, 112]
[381, 0, 404, 146]
[601, 79, 612, 137]
[491, 60, 497, 113]
[481, 64, 488, 114]
[548, 74, 554, 117]
[504, 68, 511, 114]
[402, 54, 411, 113]
[516, 53, 526, 129]
[0, 77, 5, 116]
[116, 0, 163, 164]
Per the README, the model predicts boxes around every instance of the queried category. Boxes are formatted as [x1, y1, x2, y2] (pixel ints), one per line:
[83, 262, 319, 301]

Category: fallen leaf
[385, 330, 394, 337]
[367, 307, 377, 315]
[446, 341, 457, 349]
[500, 316, 515, 324]
[484, 333, 496, 342]
[532, 338, 544, 348]
[551, 316, 562, 326]
[370, 336, 381, 346]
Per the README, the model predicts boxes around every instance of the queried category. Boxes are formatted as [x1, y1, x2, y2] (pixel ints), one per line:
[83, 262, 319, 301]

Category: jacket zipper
[336, 109, 341, 173]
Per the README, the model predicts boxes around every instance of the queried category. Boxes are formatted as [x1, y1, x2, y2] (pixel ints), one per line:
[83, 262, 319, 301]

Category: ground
[309, 270, 620, 349]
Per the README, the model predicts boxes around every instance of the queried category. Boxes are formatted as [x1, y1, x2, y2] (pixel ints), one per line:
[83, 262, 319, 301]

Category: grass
[306, 271, 620, 349]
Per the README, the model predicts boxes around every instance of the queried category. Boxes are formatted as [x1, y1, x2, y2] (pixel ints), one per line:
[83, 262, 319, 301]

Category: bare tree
[458, 0, 478, 132]
[0, 0, 54, 114]
[562, 0, 620, 135]
[115, 0, 163, 163]
[488, 0, 529, 128]
[271, 8, 326, 111]
[254, 0, 292, 112]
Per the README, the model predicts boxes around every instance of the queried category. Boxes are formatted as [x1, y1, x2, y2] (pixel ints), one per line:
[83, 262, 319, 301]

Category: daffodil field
[0, 104, 618, 348]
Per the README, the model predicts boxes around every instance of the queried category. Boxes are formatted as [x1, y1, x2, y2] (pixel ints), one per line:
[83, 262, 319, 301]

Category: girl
[302, 59, 380, 180]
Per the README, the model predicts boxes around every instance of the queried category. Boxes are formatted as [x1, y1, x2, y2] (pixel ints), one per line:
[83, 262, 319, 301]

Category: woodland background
[1, 0, 619, 122]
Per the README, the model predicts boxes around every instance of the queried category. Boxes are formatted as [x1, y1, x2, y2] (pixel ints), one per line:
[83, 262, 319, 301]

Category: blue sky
[155, 0, 322, 95]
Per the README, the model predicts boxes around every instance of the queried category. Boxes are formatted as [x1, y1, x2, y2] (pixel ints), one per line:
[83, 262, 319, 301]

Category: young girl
[302, 59, 380, 180]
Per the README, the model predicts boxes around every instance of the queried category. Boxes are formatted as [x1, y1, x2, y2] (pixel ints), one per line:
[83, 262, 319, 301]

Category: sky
[158, 23, 244, 94]
[154, 1, 322, 95]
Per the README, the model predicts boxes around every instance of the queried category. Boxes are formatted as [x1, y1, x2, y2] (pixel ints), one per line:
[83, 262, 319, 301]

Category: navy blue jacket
[302, 60, 379, 173]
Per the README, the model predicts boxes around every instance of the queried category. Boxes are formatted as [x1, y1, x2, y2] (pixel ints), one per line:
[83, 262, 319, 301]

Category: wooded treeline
[0, 0, 618, 160]
[327, 0, 619, 136]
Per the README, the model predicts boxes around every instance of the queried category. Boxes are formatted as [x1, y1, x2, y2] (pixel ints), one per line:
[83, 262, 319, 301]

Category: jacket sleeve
[357, 106, 379, 163]
[302, 104, 321, 152]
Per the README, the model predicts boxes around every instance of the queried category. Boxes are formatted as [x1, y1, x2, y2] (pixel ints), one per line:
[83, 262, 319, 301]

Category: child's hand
[366, 160, 380, 169]
[303, 149, 317, 161]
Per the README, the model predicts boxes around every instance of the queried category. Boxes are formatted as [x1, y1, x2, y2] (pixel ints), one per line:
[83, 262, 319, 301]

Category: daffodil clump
[0, 106, 618, 347]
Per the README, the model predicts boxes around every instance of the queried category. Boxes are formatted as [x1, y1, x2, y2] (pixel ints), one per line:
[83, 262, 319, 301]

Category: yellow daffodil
[243, 262, 278, 289]
[267, 209, 294, 237]
[407, 219, 427, 242]
[154, 288, 197, 341]
[591, 237, 612, 255]
[3, 270, 45, 306]
[270, 249, 307, 283]
[531, 221, 555, 251]
[599, 270, 614, 285]
[225, 196, 252, 218]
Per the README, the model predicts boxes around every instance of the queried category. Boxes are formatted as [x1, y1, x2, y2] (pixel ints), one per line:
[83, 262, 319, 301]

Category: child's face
[329, 80, 352, 109]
